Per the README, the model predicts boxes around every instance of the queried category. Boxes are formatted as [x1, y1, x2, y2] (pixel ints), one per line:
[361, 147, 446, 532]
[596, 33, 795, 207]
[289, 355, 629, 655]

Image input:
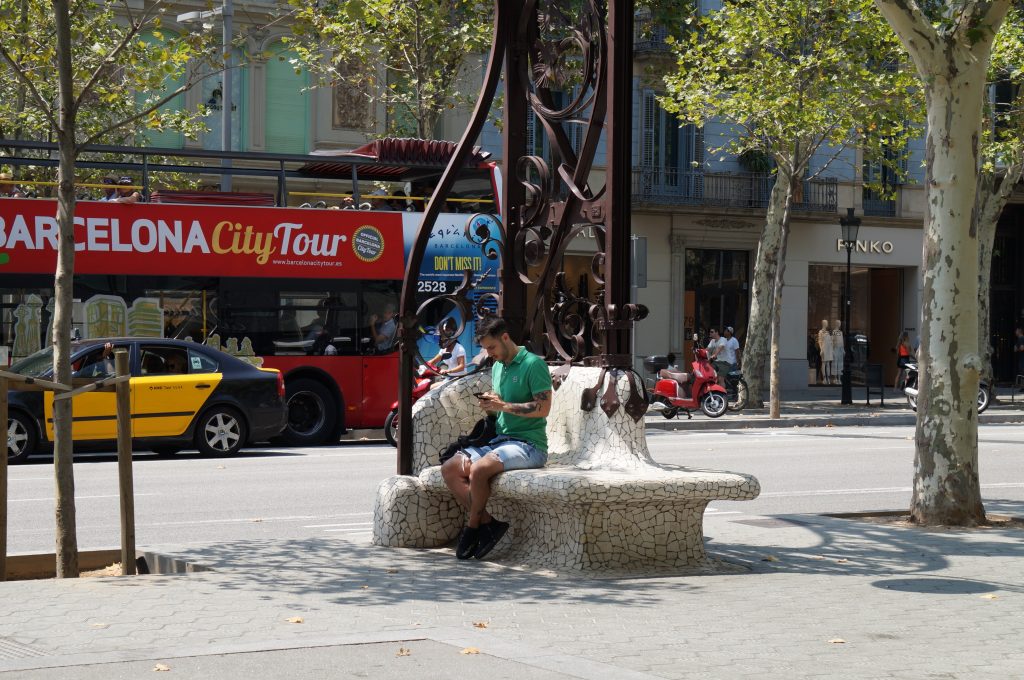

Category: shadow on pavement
[707, 498, 1024, 594]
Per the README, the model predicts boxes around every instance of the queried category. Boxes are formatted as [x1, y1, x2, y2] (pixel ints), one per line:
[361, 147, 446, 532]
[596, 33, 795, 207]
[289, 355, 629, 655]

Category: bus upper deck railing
[0, 138, 496, 208]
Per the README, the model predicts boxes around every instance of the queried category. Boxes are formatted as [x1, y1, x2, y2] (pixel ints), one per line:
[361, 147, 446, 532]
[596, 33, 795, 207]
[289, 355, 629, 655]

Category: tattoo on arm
[506, 400, 539, 415]
[504, 390, 551, 416]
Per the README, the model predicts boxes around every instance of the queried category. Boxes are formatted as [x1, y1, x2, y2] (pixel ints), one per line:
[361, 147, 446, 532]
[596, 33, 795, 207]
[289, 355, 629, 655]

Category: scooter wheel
[655, 397, 679, 420]
[701, 391, 728, 418]
[907, 393, 918, 412]
[384, 408, 399, 447]
[977, 385, 991, 414]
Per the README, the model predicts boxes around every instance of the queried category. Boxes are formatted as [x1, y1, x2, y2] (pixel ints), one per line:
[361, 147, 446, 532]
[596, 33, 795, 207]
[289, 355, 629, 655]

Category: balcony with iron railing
[862, 187, 899, 217]
[631, 166, 839, 213]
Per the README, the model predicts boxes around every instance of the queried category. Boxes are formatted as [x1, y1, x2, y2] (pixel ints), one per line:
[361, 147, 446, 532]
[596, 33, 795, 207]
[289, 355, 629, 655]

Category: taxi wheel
[195, 406, 247, 457]
[7, 412, 37, 464]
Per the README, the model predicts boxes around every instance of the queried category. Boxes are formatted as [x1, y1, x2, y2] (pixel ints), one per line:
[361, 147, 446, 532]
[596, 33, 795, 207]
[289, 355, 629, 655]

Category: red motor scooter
[643, 348, 729, 419]
[384, 359, 443, 447]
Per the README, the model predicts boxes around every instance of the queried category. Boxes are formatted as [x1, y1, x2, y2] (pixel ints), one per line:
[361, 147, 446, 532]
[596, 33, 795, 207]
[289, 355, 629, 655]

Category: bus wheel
[283, 379, 337, 446]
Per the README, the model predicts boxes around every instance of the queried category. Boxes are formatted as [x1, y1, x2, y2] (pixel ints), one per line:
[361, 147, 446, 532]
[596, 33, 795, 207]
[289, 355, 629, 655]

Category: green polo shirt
[492, 346, 552, 451]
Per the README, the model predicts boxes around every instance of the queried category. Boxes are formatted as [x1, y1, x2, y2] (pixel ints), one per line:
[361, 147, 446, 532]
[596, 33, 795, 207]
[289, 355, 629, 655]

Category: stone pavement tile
[1, 640, 578, 680]
[1, 513, 1022, 679]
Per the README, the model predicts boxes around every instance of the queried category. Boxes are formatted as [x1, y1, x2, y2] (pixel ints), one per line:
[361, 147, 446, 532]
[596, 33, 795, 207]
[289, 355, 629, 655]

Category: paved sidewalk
[645, 385, 1024, 431]
[2, 504, 1022, 678]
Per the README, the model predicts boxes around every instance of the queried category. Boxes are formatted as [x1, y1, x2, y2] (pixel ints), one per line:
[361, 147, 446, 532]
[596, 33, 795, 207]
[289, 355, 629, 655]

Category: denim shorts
[463, 435, 547, 471]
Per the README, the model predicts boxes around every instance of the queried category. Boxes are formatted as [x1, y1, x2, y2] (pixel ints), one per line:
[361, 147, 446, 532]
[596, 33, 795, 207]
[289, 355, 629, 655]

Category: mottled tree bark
[743, 182, 788, 409]
[768, 168, 796, 419]
[874, 0, 1011, 526]
[975, 163, 1022, 390]
[52, 0, 79, 577]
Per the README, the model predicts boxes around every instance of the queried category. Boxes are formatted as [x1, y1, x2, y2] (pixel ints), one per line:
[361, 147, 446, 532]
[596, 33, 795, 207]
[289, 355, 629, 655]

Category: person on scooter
[713, 326, 741, 387]
[658, 352, 691, 397]
[427, 334, 467, 390]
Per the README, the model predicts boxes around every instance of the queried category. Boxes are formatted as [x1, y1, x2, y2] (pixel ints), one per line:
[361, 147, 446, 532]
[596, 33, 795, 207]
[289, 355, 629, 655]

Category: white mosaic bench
[372, 366, 760, 571]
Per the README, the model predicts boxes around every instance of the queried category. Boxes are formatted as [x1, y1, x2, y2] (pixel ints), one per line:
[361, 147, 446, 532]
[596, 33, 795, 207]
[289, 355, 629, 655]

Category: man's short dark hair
[475, 315, 508, 341]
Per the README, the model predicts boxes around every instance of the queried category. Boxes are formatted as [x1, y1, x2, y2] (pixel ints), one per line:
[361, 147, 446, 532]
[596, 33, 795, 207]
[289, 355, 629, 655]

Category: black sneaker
[474, 519, 510, 560]
[455, 526, 480, 560]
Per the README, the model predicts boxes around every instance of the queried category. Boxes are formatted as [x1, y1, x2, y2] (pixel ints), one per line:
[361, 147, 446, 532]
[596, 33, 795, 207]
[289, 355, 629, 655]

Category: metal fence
[862, 190, 899, 217]
[631, 167, 838, 213]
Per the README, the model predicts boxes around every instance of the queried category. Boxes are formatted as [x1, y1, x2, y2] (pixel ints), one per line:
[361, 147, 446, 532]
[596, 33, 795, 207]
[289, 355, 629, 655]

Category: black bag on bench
[439, 415, 497, 464]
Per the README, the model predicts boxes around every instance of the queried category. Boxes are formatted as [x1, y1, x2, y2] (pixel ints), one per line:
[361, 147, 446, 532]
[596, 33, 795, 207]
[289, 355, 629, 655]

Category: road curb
[644, 410, 1024, 431]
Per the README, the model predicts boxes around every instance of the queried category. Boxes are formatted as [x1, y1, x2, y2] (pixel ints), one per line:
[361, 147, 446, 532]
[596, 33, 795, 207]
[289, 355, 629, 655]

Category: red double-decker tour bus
[0, 138, 500, 445]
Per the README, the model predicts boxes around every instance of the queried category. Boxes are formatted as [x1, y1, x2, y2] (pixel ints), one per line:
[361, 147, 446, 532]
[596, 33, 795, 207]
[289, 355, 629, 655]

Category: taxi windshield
[9, 346, 55, 377]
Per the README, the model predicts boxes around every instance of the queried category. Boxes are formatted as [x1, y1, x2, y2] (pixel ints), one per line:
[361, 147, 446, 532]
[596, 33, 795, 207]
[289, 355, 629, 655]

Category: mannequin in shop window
[817, 319, 834, 385]
[832, 319, 844, 383]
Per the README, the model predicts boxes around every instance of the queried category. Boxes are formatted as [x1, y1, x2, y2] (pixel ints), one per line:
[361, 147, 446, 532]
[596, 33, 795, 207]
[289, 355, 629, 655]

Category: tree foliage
[287, 0, 494, 139]
[0, 0, 213, 149]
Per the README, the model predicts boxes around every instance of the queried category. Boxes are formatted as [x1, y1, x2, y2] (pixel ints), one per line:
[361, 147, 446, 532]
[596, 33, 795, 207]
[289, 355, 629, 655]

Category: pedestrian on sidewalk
[441, 316, 552, 560]
[895, 331, 914, 389]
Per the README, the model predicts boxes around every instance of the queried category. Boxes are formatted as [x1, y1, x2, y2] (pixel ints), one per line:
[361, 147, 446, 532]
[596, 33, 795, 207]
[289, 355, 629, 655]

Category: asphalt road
[4, 423, 1023, 554]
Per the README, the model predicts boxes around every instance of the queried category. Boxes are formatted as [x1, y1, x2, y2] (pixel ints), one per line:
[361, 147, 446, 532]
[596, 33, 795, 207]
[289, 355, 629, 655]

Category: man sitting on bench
[440, 316, 552, 561]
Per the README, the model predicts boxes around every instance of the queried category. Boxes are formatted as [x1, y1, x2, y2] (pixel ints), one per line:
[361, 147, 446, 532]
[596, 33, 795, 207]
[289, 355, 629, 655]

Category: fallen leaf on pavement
[216, 465, 225, 469]
[153, 663, 171, 671]
[980, 594, 998, 600]
[360, 585, 369, 589]
[90, 623, 109, 629]
[828, 638, 846, 644]
[835, 558, 849, 564]
[251, 518, 263, 523]
[386, 569, 398, 574]
[473, 621, 488, 629]
[460, 647, 480, 655]
[396, 647, 411, 656]
[285, 616, 304, 624]
[761, 555, 779, 562]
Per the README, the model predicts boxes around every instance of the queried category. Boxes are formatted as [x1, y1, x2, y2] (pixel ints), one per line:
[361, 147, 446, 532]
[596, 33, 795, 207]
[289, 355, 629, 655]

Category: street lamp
[177, 0, 234, 191]
[839, 207, 861, 405]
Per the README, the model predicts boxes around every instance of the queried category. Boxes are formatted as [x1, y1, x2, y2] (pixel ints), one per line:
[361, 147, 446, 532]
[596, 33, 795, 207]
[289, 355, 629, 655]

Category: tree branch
[78, 67, 219, 148]
[76, 0, 169, 110]
[0, 40, 60, 132]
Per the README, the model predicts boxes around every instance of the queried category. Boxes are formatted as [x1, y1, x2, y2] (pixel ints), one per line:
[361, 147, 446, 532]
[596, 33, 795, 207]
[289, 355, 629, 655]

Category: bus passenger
[112, 177, 142, 204]
[0, 173, 25, 198]
[369, 303, 397, 352]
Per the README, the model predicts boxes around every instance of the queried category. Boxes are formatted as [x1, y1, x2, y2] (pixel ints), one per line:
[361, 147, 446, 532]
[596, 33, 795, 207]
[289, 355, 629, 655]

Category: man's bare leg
[441, 454, 471, 507]
[467, 453, 503, 528]
[441, 453, 494, 527]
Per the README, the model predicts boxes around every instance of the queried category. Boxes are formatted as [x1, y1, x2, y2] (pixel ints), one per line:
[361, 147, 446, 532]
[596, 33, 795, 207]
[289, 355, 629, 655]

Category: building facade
[134, 4, 1024, 387]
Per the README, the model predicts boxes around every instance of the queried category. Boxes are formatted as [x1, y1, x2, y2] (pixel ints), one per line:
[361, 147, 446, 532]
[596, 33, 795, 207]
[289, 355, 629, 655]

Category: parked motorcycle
[720, 368, 749, 411]
[902, 360, 991, 413]
[385, 357, 448, 447]
[643, 348, 729, 419]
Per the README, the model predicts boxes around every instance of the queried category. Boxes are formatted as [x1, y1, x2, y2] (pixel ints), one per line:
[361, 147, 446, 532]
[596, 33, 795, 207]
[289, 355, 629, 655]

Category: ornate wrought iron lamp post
[395, 0, 647, 474]
[839, 208, 860, 405]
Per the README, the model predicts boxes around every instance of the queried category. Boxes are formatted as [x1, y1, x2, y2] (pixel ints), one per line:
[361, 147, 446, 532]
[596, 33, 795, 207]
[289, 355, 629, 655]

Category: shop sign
[836, 238, 894, 254]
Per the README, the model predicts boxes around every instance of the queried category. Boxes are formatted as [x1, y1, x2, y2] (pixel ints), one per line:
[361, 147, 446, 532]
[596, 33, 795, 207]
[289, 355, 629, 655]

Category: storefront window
[806, 265, 902, 385]
[684, 249, 749, 349]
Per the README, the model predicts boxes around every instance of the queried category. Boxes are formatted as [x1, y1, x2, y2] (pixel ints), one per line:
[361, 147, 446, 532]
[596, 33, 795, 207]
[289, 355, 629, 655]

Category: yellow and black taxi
[6, 338, 287, 463]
